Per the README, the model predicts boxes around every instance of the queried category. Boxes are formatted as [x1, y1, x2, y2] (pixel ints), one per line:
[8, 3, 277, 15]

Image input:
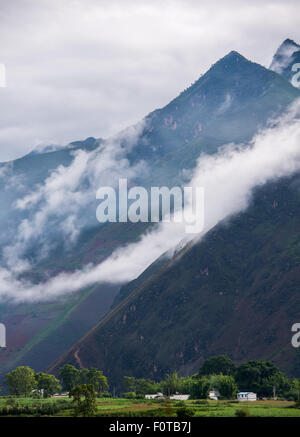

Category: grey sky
[0, 0, 299, 161]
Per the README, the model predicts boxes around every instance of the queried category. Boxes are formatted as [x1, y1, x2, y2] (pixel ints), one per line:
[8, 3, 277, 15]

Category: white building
[208, 389, 220, 400]
[145, 392, 189, 400]
[170, 394, 190, 401]
[237, 392, 257, 401]
[145, 392, 165, 399]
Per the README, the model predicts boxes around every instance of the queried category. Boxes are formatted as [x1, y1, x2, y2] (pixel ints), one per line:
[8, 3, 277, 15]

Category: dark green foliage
[199, 355, 235, 376]
[210, 374, 238, 399]
[34, 372, 61, 397]
[0, 400, 70, 416]
[295, 398, 300, 409]
[235, 360, 291, 397]
[59, 364, 80, 391]
[79, 367, 108, 393]
[69, 384, 97, 416]
[190, 377, 210, 399]
[176, 406, 195, 418]
[5, 366, 36, 397]
[123, 376, 161, 395]
[235, 408, 251, 417]
[122, 392, 136, 399]
[59, 364, 108, 394]
[162, 372, 180, 396]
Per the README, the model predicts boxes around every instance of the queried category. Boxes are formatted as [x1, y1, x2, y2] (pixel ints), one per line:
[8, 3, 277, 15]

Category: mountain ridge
[1, 41, 300, 378]
[49, 174, 300, 385]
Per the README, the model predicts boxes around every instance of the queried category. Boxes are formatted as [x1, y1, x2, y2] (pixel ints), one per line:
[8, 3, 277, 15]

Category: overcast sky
[0, 0, 299, 161]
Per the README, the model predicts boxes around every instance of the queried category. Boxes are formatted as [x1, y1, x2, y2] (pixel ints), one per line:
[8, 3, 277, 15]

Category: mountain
[1, 47, 299, 377]
[133, 50, 300, 186]
[270, 38, 300, 83]
[49, 173, 300, 386]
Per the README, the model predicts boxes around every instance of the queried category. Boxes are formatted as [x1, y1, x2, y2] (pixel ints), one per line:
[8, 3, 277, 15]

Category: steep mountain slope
[49, 174, 300, 385]
[133, 50, 300, 186]
[1, 46, 299, 375]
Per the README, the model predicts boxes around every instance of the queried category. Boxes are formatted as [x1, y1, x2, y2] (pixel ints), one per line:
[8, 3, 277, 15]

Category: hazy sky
[0, 0, 299, 161]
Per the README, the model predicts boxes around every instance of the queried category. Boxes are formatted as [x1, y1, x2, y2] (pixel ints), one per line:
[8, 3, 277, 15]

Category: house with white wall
[237, 392, 257, 401]
[170, 394, 190, 401]
[209, 389, 220, 400]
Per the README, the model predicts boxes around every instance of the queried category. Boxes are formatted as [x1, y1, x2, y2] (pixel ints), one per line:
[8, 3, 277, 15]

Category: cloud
[1, 98, 300, 303]
[1, 120, 147, 272]
[0, 0, 300, 160]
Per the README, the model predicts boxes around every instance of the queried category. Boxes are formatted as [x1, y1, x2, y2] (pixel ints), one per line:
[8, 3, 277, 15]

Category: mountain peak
[214, 50, 248, 65]
[281, 38, 300, 49]
[226, 50, 245, 58]
[206, 50, 259, 76]
[270, 38, 300, 78]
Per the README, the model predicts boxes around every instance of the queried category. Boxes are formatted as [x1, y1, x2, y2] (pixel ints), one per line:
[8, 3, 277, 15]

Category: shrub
[174, 400, 185, 407]
[176, 406, 195, 418]
[123, 392, 136, 399]
[98, 392, 111, 398]
[235, 408, 251, 417]
[294, 399, 300, 409]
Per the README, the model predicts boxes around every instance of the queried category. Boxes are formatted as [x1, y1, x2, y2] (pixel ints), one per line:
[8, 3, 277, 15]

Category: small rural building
[237, 392, 257, 401]
[170, 394, 190, 401]
[145, 392, 189, 400]
[208, 389, 220, 400]
[145, 392, 165, 399]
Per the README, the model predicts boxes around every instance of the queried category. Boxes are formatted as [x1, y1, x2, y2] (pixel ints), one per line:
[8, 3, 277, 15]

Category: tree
[190, 376, 210, 399]
[123, 376, 136, 393]
[199, 355, 235, 376]
[5, 366, 36, 397]
[123, 376, 160, 396]
[69, 384, 97, 416]
[210, 374, 238, 399]
[34, 372, 61, 398]
[292, 379, 300, 400]
[260, 373, 291, 398]
[235, 360, 287, 397]
[163, 372, 180, 396]
[176, 406, 195, 418]
[86, 368, 108, 394]
[177, 376, 195, 394]
[78, 368, 90, 385]
[59, 364, 80, 391]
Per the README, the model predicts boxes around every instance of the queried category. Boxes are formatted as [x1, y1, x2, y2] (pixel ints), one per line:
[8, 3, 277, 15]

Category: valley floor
[0, 397, 300, 417]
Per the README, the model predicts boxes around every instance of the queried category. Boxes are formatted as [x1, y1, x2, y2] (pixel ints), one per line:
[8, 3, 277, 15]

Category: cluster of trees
[123, 355, 300, 400]
[123, 371, 238, 399]
[5, 366, 61, 398]
[2, 355, 300, 402]
[3, 364, 108, 398]
[59, 364, 108, 394]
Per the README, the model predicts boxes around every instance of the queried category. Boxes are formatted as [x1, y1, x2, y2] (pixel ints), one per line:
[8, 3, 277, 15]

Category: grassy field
[0, 396, 300, 417]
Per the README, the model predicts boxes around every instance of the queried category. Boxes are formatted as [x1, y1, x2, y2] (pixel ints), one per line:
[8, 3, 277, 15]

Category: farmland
[0, 397, 300, 417]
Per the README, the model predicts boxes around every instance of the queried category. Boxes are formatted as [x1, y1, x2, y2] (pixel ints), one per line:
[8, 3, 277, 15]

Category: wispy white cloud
[1, 99, 300, 303]
[1, 120, 147, 272]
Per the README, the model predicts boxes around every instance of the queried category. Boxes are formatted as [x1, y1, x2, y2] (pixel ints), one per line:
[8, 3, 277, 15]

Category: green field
[0, 397, 300, 417]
